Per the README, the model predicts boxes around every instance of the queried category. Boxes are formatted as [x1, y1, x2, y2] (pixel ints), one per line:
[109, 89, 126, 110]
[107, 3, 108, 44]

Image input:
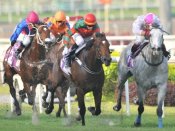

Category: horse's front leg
[157, 84, 167, 128]
[113, 75, 128, 111]
[21, 83, 34, 105]
[88, 88, 102, 116]
[76, 89, 86, 126]
[45, 87, 55, 114]
[55, 86, 67, 117]
[31, 86, 39, 125]
[134, 87, 145, 127]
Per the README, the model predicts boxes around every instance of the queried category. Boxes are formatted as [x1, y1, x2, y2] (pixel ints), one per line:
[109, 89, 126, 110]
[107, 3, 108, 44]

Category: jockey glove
[71, 44, 78, 50]
[11, 40, 16, 46]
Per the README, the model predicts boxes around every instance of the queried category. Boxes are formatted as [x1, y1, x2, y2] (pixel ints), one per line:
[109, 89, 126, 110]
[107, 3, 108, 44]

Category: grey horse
[113, 27, 168, 128]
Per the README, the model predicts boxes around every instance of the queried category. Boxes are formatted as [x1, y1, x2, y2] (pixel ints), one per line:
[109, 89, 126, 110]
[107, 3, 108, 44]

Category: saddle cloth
[4, 42, 21, 71]
[60, 57, 71, 75]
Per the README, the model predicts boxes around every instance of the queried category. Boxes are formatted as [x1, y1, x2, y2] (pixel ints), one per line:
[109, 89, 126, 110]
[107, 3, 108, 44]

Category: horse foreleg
[31, 87, 39, 125]
[157, 84, 167, 128]
[42, 86, 49, 108]
[55, 87, 67, 117]
[88, 88, 102, 116]
[22, 83, 34, 105]
[134, 87, 145, 127]
[113, 75, 128, 111]
[45, 88, 54, 114]
[77, 89, 86, 126]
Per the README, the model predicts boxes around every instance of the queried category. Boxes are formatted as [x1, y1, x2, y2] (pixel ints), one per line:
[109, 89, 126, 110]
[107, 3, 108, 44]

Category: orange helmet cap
[54, 11, 66, 22]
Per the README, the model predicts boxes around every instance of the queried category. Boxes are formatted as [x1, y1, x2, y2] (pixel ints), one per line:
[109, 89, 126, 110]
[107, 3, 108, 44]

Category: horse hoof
[113, 105, 121, 111]
[87, 107, 95, 115]
[28, 100, 33, 105]
[45, 109, 52, 114]
[134, 122, 141, 127]
[42, 102, 49, 108]
[76, 116, 82, 121]
[16, 110, 21, 116]
[56, 113, 61, 117]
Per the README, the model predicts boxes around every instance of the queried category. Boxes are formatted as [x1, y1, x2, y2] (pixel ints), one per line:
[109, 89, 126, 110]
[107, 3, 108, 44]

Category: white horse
[113, 27, 168, 128]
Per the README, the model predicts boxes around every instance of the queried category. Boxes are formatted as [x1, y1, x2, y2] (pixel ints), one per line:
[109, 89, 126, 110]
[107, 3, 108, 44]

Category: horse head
[91, 32, 112, 66]
[31, 23, 52, 49]
[24, 23, 52, 60]
[149, 27, 164, 53]
[142, 27, 164, 66]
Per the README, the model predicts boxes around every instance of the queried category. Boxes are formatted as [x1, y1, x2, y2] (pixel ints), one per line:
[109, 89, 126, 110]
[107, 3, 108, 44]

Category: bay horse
[3, 23, 52, 116]
[45, 32, 112, 125]
[113, 27, 168, 128]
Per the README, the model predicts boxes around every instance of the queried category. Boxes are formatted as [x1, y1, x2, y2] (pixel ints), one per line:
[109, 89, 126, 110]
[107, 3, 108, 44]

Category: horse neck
[80, 46, 102, 70]
[46, 41, 63, 60]
[23, 39, 46, 62]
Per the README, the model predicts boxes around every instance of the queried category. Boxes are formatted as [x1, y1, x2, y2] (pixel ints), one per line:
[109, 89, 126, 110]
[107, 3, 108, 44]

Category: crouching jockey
[43, 11, 70, 45]
[62, 13, 101, 73]
[128, 13, 170, 68]
[10, 11, 40, 58]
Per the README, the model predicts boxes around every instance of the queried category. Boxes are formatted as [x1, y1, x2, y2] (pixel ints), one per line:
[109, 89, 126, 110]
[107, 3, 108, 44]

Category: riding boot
[15, 43, 25, 58]
[131, 43, 140, 58]
[127, 43, 140, 68]
[162, 43, 170, 59]
[64, 44, 79, 68]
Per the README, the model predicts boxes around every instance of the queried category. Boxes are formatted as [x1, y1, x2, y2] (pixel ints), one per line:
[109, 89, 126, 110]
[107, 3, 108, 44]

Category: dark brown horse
[45, 32, 112, 125]
[3, 24, 52, 116]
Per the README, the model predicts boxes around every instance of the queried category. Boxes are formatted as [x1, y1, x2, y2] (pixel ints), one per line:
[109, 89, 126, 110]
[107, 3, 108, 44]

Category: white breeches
[17, 33, 31, 47]
[135, 35, 145, 44]
[72, 33, 84, 46]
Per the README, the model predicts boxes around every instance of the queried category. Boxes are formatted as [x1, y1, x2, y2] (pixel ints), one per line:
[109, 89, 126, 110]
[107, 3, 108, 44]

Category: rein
[75, 57, 103, 75]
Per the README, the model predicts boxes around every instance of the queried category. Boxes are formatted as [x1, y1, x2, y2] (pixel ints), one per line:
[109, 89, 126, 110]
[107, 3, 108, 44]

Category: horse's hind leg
[157, 84, 167, 128]
[8, 80, 21, 115]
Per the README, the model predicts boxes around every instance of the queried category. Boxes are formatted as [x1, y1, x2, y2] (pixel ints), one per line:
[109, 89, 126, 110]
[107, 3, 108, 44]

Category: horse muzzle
[101, 56, 112, 66]
[45, 38, 52, 45]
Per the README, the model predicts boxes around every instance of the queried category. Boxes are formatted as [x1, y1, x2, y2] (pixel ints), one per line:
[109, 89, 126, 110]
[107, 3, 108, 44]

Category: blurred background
[0, 0, 175, 38]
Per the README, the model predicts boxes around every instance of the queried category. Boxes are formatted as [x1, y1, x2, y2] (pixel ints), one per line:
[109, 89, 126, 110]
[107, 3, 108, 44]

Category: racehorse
[113, 27, 168, 128]
[45, 32, 112, 125]
[3, 23, 52, 116]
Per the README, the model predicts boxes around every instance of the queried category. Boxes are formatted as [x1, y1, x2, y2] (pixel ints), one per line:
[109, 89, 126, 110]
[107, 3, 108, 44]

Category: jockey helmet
[84, 13, 96, 26]
[144, 13, 156, 25]
[26, 11, 39, 24]
[54, 11, 66, 22]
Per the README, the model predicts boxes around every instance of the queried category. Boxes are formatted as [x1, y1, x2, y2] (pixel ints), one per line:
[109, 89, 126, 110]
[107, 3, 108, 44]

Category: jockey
[10, 11, 40, 58]
[128, 13, 170, 67]
[44, 11, 70, 43]
[63, 13, 100, 71]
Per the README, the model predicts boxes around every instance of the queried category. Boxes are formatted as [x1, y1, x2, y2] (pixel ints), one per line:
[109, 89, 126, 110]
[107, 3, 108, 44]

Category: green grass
[0, 100, 175, 131]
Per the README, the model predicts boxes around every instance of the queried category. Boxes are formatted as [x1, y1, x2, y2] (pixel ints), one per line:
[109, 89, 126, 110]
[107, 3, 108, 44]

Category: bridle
[141, 28, 164, 66]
